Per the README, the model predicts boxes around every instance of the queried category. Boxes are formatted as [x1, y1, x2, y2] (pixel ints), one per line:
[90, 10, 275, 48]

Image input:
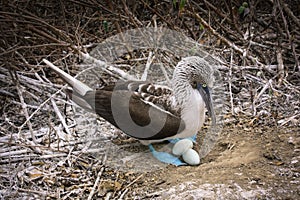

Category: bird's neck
[172, 76, 193, 108]
[172, 74, 205, 134]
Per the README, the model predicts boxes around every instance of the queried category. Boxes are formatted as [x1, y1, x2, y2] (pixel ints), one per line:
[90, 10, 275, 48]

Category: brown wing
[78, 82, 186, 140]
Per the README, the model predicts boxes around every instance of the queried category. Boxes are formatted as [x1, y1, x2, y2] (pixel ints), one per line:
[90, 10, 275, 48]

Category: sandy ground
[120, 125, 300, 199]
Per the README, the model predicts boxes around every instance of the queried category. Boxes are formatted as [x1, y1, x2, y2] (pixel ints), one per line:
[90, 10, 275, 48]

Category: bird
[44, 56, 216, 165]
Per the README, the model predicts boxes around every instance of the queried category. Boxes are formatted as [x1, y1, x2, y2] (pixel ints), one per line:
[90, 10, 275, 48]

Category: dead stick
[141, 51, 155, 81]
[0, 148, 107, 164]
[118, 188, 129, 200]
[188, 11, 275, 74]
[253, 79, 272, 106]
[276, 49, 284, 86]
[15, 74, 37, 144]
[18, 88, 63, 135]
[76, 50, 137, 81]
[50, 97, 72, 135]
[87, 167, 105, 200]
[279, 0, 300, 27]
[87, 154, 107, 200]
[229, 50, 234, 115]
[122, 174, 144, 190]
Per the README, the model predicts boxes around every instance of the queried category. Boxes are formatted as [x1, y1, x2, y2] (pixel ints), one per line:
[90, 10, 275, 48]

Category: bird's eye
[202, 84, 207, 88]
[191, 81, 197, 88]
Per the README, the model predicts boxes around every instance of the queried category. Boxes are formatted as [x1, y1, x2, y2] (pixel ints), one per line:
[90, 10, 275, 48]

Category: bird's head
[173, 56, 216, 125]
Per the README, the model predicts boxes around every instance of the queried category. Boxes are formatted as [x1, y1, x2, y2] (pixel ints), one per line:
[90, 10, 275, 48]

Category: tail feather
[65, 88, 94, 112]
[43, 59, 92, 96]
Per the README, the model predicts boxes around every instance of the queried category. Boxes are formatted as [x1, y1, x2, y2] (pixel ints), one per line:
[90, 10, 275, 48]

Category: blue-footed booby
[44, 56, 216, 165]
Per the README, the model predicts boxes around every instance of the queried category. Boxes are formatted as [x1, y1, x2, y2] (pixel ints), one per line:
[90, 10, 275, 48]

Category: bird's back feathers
[68, 80, 186, 140]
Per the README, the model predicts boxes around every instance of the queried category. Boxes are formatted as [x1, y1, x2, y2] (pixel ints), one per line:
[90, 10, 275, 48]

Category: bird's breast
[178, 89, 206, 138]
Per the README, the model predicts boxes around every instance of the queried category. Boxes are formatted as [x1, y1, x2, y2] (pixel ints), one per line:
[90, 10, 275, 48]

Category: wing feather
[75, 81, 185, 140]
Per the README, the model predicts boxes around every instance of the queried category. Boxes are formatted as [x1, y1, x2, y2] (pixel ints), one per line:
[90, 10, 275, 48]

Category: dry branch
[188, 11, 272, 71]
[87, 154, 107, 200]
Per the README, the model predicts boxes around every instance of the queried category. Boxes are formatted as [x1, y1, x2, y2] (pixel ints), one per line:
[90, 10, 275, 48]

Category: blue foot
[148, 134, 198, 166]
[148, 144, 186, 166]
[168, 134, 197, 144]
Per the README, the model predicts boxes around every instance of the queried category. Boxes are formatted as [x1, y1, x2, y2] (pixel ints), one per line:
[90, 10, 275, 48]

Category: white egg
[172, 139, 193, 156]
[182, 149, 200, 165]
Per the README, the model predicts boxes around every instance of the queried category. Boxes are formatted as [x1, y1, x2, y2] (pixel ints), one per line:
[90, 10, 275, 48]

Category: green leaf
[173, 0, 177, 8]
[199, 24, 204, 30]
[238, 2, 248, 14]
[103, 20, 108, 32]
[179, 0, 186, 11]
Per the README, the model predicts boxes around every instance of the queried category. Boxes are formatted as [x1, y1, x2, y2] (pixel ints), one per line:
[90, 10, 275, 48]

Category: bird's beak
[197, 83, 216, 126]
